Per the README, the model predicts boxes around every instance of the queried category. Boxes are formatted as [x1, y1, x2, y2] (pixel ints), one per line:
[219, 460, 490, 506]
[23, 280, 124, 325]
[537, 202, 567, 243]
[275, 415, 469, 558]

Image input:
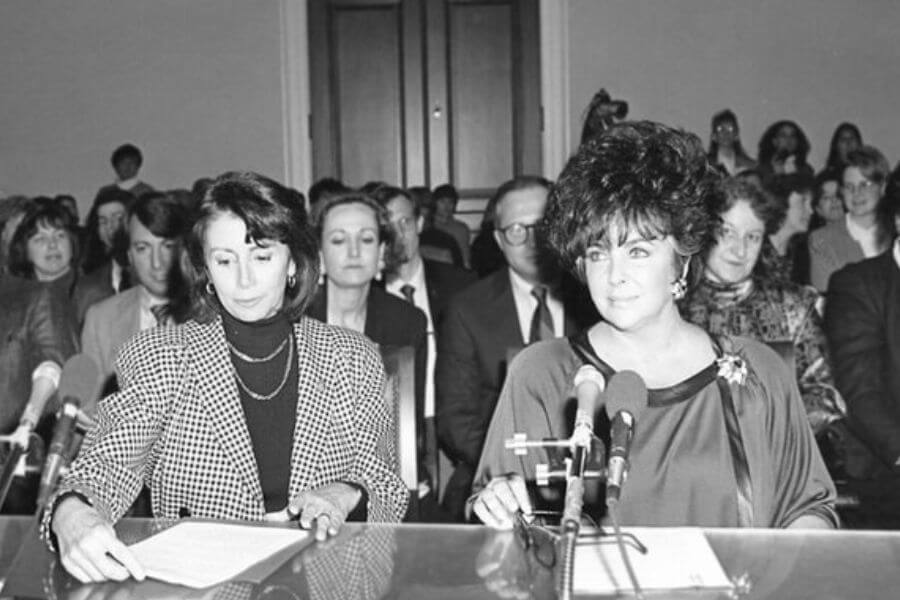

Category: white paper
[128, 521, 309, 589]
[574, 527, 732, 595]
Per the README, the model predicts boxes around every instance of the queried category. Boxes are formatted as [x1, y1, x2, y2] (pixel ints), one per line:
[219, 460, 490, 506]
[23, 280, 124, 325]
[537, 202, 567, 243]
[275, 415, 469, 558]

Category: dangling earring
[206, 281, 215, 295]
[671, 260, 691, 300]
[287, 274, 296, 289]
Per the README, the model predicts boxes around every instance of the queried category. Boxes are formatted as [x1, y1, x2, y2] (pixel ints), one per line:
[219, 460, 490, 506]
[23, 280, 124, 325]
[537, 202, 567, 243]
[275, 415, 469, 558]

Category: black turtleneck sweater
[221, 309, 298, 513]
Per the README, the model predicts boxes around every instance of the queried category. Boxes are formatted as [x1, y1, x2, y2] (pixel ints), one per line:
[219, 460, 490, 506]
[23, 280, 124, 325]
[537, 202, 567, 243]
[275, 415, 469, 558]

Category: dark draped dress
[472, 334, 838, 528]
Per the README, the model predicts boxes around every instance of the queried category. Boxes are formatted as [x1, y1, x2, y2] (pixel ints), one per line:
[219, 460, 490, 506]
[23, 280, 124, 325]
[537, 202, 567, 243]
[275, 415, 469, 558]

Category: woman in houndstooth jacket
[45, 172, 408, 583]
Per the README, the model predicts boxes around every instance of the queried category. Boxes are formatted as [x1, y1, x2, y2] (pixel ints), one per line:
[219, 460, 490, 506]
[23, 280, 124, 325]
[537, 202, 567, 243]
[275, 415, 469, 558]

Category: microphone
[36, 354, 100, 510]
[604, 370, 648, 506]
[562, 365, 606, 531]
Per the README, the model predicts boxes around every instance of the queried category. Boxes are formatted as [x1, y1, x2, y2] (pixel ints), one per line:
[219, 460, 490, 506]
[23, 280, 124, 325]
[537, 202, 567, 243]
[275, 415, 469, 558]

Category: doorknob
[432, 104, 443, 119]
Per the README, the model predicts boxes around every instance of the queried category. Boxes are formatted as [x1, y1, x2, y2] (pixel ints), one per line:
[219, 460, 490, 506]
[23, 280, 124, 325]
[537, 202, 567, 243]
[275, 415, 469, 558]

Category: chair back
[380, 345, 418, 494]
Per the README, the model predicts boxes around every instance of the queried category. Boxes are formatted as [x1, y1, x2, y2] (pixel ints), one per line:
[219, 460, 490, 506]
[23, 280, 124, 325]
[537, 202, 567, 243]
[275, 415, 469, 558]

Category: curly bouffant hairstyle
[543, 120, 721, 279]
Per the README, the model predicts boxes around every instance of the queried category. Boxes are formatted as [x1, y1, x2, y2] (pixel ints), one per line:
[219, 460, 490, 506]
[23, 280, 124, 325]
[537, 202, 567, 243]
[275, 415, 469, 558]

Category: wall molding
[539, 0, 570, 180]
[280, 0, 312, 193]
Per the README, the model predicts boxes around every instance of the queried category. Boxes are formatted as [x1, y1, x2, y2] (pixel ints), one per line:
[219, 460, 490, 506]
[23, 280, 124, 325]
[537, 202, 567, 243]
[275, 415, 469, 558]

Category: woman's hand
[51, 496, 146, 583]
[471, 474, 533, 530]
[285, 482, 362, 542]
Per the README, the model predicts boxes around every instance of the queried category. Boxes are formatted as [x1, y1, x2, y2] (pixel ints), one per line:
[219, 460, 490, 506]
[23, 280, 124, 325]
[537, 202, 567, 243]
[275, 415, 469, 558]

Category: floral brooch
[716, 353, 748, 386]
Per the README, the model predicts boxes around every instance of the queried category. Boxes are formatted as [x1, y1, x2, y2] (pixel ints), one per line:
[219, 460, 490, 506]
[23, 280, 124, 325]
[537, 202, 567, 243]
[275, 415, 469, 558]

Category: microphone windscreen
[57, 354, 101, 406]
[604, 370, 648, 419]
[573, 364, 606, 392]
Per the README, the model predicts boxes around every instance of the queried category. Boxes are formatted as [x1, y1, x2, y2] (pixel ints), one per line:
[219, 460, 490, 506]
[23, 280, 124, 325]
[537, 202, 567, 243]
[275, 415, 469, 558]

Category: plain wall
[0, 1, 286, 215]
[567, 0, 900, 170]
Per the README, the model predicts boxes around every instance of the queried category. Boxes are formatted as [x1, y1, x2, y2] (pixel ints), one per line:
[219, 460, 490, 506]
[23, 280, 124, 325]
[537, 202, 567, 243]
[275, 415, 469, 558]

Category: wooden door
[309, 0, 540, 224]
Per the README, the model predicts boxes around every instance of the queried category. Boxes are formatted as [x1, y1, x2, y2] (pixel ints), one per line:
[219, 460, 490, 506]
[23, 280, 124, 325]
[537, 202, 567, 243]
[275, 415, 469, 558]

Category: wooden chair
[380, 345, 419, 520]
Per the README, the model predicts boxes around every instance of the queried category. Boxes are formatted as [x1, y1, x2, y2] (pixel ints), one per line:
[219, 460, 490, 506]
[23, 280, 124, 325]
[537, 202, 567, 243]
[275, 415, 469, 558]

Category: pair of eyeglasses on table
[512, 510, 648, 568]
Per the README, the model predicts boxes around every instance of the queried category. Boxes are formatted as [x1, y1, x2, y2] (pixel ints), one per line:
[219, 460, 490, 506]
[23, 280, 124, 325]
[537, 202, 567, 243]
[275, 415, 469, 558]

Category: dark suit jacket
[421, 260, 476, 334]
[307, 285, 428, 413]
[435, 268, 597, 513]
[825, 250, 900, 468]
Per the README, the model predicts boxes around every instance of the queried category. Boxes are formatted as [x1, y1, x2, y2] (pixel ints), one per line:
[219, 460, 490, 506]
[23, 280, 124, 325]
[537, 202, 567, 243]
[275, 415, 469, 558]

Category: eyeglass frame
[842, 179, 880, 196]
[496, 221, 539, 246]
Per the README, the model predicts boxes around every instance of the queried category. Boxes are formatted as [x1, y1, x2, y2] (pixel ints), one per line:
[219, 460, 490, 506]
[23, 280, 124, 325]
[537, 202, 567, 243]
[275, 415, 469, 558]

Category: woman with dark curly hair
[469, 121, 836, 530]
[681, 177, 845, 440]
[822, 122, 862, 181]
[45, 172, 407, 583]
[757, 120, 815, 182]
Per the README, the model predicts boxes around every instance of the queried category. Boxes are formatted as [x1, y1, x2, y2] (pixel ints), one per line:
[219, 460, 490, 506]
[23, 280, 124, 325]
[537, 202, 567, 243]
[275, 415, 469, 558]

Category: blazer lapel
[288, 320, 334, 495]
[185, 319, 264, 506]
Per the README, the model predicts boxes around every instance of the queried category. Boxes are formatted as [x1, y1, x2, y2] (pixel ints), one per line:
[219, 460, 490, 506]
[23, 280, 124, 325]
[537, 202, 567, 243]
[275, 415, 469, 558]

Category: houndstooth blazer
[41, 315, 408, 539]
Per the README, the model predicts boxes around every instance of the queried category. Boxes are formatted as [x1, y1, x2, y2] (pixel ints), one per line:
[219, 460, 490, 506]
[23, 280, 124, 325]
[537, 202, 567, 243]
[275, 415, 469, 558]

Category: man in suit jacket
[81, 193, 189, 404]
[375, 186, 475, 509]
[435, 176, 597, 521]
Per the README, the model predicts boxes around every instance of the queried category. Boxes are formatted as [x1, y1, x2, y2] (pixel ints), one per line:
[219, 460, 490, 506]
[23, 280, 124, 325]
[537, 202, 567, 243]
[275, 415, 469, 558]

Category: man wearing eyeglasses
[436, 176, 597, 522]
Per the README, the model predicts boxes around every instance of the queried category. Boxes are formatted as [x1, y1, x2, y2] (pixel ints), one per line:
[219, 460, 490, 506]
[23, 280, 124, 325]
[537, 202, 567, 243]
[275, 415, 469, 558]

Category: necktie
[528, 286, 554, 344]
[150, 303, 170, 327]
[400, 284, 416, 305]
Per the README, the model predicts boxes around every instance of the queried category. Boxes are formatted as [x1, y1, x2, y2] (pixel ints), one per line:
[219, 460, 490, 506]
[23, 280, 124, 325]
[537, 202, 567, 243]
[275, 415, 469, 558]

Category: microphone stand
[505, 433, 605, 600]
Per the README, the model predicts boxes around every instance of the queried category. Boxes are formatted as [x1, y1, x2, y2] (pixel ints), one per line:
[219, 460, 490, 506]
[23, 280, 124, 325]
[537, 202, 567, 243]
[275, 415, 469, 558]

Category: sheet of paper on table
[574, 527, 733, 595]
[128, 521, 310, 589]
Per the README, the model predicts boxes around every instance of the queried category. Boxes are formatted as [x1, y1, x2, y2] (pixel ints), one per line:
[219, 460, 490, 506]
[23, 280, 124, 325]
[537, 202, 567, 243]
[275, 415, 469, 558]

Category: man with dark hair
[825, 167, 900, 527]
[81, 192, 189, 400]
[373, 185, 475, 504]
[96, 143, 154, 201]
[435, 175, 597, 521]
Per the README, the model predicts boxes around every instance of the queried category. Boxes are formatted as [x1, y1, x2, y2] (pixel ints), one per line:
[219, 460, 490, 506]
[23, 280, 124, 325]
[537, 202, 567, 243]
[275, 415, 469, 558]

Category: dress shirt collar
[893, 237, 900, 270]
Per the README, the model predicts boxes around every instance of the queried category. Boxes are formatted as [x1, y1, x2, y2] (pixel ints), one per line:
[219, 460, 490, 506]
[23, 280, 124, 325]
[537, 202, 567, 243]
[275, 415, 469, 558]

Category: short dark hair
[127, 191, 191, 241]
[544, 121, 719, 277]
[8, 197, 79, 279]
[181, 171, 319, 323]
[713, 177, 786, 235]
[489, 175, 552, 223]
[764, 172, 815, 223]
[308, 177, 349, 207]
[110, 143, 143, 169]
[433, 184, 459, 205]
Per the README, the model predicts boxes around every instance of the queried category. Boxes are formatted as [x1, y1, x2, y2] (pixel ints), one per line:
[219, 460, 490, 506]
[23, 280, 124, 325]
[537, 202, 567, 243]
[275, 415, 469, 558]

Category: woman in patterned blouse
[681, 177, 845, 436]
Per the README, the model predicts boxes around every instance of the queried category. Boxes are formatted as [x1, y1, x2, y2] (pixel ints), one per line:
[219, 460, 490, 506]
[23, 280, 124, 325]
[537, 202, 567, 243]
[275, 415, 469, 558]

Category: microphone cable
[607, 499, 645, 600]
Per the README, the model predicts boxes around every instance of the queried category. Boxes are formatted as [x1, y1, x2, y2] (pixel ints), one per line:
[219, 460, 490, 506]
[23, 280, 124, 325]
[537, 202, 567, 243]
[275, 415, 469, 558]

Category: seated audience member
[809, 146, 893, 292]
[305, 192, 431, 503]
[820, 122, 863, 182]
[0, 272, 78, 513]
[436, 175, 597, 522]
[469, 201, 507, 278]
[54, 194, 80, 224]
[373, 185, 475, 495]
[824, 169, 900, 527]
[470, 121, 837, 530]
[409, 186, 465, 267]
[81, 192, 190, 399]
[756, 120, 814, 183]
[811, 170, 845, 231]
[191, 177, 214, 207]
[432, 184, 472, 268]
[308, 177, 350, 213]
[759, 173, 815, 285]
[96, 143, 154, 201]
[708, 109, 757, 176]
[681, 177, 844, 438]
[44, 171, 408, 583]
